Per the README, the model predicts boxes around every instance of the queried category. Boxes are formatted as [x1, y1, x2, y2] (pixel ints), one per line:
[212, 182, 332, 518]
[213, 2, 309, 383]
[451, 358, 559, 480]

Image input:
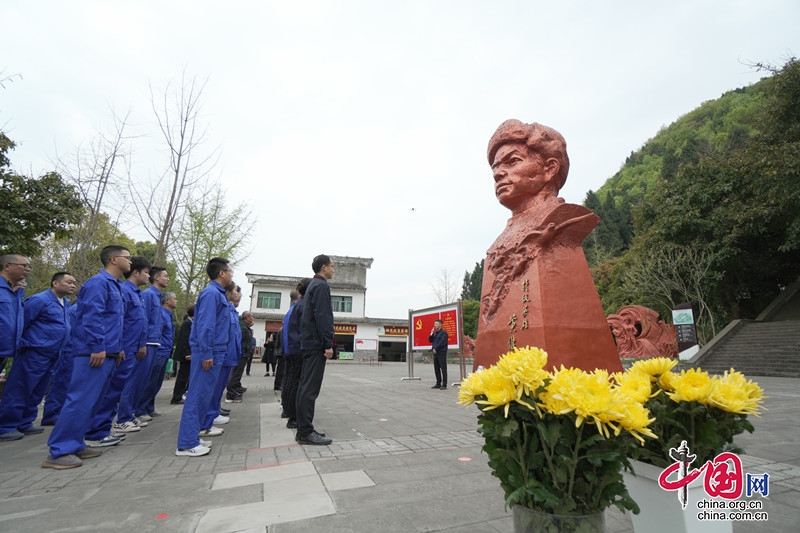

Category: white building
[245, 255, 408, 361]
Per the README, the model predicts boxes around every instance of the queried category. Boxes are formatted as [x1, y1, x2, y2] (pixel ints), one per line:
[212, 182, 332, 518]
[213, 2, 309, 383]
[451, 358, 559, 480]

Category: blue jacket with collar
[142, 285, 163, 345]
[156, 306, 175, 358]
[71, 269, 124, 356]
[224, 303, 241, 366]
[0, 277, 24, 358]
[18, 289, 71, 356]
[121, 280, 147, 351]
[189, 280, 230, 364]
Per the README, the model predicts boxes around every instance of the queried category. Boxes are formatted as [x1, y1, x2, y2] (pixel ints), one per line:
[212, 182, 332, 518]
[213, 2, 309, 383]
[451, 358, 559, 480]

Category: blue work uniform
[47, 270, 123, 458]
[0, 277, 24, 368]
[42, 305, 79, 425]
[0, 289, 70, 435]
[176, 281, 229, 450]
[86, 279, 147, 439]
[137, 305, 175, 416]
[130, 285, 163, 417]
[202, 302, 241, 429]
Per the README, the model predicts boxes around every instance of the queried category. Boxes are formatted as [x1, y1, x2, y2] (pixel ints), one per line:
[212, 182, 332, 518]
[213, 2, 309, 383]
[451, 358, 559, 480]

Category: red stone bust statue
[473, 120, 622, 373]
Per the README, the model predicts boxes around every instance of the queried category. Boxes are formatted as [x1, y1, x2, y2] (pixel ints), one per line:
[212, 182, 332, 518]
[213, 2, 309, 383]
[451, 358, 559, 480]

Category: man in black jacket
[171, 304, 195, 404]
[295, 255, 335, 446]
[429, 319, 449, 389]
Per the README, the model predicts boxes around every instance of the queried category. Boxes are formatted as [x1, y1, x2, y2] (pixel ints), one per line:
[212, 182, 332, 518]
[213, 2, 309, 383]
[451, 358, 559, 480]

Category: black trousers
[280, 354, 302, 419]
[171, 360, 190, 401]
[274, 356, 285, 390]
[227, 356, 248, 396]
[433, 352, 447, 386]
[295, 349, 327, 438]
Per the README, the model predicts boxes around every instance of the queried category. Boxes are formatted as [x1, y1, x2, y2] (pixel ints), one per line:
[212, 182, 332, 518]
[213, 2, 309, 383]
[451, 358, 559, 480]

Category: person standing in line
[200, 283, 241, 433]
[295, 255, 335, 446]
[226, 310, 254, 401]
[137, 292, 177, 419]
[170, 304, 195, 404]
[108, 256, 152, 435]
[429, 319, 449, 390]
[134, 266, 169, 422]
[175, 258, 233, 457]
[0, 253, 31, 382]
[42, 245, 131, 469]
[282, 280, 309, 430]
[0, 271, 76, 441]
[41, 304, 78, 426]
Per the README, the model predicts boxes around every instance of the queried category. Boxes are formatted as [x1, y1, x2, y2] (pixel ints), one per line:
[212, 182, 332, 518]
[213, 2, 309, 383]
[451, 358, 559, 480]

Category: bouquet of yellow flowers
[624, 357, 765, 468]
[459, 346, 656, 519]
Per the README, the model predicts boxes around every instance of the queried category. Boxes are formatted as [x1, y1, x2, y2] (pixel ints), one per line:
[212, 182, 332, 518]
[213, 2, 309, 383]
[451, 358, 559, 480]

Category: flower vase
[512, 505, 604, 533]
[623, 459, 732, 533]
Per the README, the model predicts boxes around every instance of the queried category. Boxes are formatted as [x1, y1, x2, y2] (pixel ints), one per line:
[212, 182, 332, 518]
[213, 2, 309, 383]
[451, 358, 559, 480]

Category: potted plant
[459, 346, 656, 533]
[622, 357, 765, 533]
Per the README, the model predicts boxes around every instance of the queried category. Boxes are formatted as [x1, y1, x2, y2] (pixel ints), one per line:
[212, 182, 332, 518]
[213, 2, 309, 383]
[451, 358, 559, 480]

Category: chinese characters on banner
[410, 304, 460, 351]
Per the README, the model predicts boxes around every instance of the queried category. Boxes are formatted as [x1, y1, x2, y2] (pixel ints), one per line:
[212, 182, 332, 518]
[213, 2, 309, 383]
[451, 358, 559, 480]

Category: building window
[257, 291, 281, 309]
[331, 295, 352, 313]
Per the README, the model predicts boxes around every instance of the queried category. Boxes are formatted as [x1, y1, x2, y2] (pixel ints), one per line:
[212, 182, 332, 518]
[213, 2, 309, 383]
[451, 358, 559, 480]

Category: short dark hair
[51, 271, 73, 287]
[434, 319, 443, 325]
[0, 253, 24, 269]
[311, 254, 331, 274]
[149, 266, 167, 284]
[100, 245, 129, 266]
[297, 277, 312, 296]
[207, 257, 230, 280]
[123, 256, 152, 279]
[186, 303, 196, 318]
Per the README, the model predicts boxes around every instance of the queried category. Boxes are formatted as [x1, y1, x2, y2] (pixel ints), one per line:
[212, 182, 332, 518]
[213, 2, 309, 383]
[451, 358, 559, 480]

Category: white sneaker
[198, 426, 224, 437]
[138, 414, 153, 422]
[112, 421, 141, 433]
[134, 417, 149, 427]
[175, 445, 210, 457]
[213, 415, 230, 425]
[199, 439, 213, 447]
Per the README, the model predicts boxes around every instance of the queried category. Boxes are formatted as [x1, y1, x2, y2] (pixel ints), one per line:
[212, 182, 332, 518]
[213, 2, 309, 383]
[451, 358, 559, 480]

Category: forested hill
[583, 80, 767, 264]
[580, 58, 800, 344]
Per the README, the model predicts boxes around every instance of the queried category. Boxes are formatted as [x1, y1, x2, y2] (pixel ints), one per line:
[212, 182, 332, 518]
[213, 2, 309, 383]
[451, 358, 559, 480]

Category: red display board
[410, 304, 460, 351]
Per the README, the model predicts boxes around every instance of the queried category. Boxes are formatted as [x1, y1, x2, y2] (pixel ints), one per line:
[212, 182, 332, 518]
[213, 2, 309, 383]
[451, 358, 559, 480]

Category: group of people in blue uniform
[1, 248, 339, 467]
[0, 247, 236, 468]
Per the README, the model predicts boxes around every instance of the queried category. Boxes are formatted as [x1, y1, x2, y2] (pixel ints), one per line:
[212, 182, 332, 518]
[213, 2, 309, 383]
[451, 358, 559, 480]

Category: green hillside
[582, 59, 800, 344]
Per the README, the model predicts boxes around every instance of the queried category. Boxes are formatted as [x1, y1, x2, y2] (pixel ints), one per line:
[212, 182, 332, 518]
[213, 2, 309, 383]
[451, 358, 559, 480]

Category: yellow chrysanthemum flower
[667, 368, 713, 403]
[630, 357, 678, 379]
[613, 368, 653, 403]
[613, 397, 657, 444]
[540, 367, 619, 437]
[496, 346, 549, 396]
[473, 365, 517, 416]
[458, 369, 486, 406]
[707, 369, 765, 416]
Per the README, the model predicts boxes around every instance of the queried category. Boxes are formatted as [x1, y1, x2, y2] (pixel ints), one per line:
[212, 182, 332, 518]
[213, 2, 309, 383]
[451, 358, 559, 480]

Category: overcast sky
[2, 1, 798, 319]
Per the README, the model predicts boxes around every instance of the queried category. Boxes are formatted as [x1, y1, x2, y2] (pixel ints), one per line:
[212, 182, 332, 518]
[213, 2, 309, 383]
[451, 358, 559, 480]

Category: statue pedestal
[474, 212, 621, 373]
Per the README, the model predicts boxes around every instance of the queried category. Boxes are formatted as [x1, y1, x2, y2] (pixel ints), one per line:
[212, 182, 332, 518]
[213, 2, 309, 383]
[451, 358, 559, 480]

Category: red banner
[410, 305, 459, 350]
[334, 323, 357, 335]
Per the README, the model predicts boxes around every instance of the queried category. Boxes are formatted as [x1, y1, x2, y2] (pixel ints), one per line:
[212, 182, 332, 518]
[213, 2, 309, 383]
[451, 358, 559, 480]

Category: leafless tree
[52, 110, 133, 282]
[622, 244, 722, 343]
[171, 184, 256, 313]
[431, 267, 460, 305]
[130, 73, 219, 266]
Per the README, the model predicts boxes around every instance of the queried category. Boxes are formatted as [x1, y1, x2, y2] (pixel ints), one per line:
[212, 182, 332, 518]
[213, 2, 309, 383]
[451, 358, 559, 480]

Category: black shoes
[431, 384, 441, 389]
[297, 431, 332, 446]
[286, 419, 298, 429]
[440, 384, 448, 390]
[170, 398, 184, 405]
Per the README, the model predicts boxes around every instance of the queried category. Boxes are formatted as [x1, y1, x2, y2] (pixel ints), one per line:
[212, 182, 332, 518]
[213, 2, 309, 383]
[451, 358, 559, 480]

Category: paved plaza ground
[0, 361, 797, 532]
